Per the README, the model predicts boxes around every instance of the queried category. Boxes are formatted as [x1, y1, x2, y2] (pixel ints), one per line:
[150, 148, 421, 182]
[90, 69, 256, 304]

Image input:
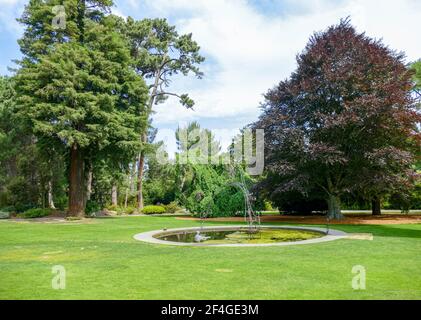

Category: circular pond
[133, 225, 347, 247]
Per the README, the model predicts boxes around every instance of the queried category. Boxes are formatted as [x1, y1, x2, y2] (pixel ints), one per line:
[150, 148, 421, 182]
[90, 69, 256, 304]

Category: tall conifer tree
[15, 0, 148, 216]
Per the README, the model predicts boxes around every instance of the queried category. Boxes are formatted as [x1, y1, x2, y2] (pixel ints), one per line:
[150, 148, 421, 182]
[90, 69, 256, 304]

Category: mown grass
[0, 216, 420, 300]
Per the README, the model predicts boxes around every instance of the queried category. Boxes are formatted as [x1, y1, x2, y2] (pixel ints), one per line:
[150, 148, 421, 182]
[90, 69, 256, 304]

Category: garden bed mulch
[177, 214, 421, 225]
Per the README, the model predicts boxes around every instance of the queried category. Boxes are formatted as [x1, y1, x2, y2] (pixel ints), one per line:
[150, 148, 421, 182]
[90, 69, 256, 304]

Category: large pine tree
[15, 0, 148, 216]
[115, 17, 204, 210]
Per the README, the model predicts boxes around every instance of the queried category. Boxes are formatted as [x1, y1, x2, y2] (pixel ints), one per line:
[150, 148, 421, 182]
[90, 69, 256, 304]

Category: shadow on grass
[365, 225, 421, 239]
[307, 223, 421, 239]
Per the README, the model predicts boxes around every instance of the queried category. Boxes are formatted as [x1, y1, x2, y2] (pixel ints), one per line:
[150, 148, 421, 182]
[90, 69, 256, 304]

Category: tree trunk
[47, 180, 56, 209]
[111, 185, 118, 206]
[372, 196, 381, 216]
[86, 167, 92, 201]
[130, 162, 136, 193]
[70, 1, 87, 218]
[137, 149, 145, 211]
[136, 67, 162, 212]
[68, 144, 86, 217]
[124, 188, 129, 209]
[327, 194, 343, 219]
[125, 163, 134, 208]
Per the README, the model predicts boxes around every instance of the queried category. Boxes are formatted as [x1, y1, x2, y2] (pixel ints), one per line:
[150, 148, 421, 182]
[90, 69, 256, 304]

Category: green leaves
[122, 17, 204, 108]
[257, 19, 419, 212]
[411, 60, 421, 104]
[15, 0, 148, 157]
[411, 60, 421, 88]
[179, 94, 195, 109]
[17, 0, 114, 62]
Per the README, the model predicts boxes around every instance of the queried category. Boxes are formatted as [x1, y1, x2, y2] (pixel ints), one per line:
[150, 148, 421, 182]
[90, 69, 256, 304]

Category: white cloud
[0, 0, 20, 5]
[154, 125, 239, 159]
[0, 0, 25, 34]
[111, 7, 127, 19]
[130, 0, 421, 126]
[2, 0, 420, 128]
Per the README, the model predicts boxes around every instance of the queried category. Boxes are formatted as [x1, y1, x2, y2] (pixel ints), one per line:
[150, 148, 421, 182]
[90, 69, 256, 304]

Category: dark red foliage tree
[254, 19, 420, 218]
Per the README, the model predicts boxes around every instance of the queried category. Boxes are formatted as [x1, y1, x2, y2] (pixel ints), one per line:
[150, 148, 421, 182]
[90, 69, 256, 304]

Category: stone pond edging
[133, 225, 348, 247]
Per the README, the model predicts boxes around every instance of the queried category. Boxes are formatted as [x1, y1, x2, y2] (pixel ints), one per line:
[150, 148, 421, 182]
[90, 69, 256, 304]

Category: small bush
[142, 205, 166, 215]
[0, 206, 16, 213]
[212, 187, 244, 217]
[125, 206, 136, 215]
[86, 200, 101, 215]
[0, 211, 10, 219]
[18, 208, 52, 219]
[263, 200, 274, 211]
[15, 203, 36, 213]
[106, 204, 118, 212]
[164, 201, 181, 213]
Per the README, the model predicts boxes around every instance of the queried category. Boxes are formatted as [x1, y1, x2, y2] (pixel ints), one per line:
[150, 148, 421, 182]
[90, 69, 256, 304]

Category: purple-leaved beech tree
[254, 19, 420, 219]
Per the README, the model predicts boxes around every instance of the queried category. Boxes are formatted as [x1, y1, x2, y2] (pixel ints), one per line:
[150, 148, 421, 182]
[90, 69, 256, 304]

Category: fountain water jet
[229, 165, 260, 235]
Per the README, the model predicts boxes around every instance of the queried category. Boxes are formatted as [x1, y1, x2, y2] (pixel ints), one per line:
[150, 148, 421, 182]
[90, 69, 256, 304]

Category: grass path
[1, 216, 421, 299]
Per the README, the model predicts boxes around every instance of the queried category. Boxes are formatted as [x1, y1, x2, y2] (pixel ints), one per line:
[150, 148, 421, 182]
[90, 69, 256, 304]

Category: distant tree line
[0, 0, 204, 217]
[0, 6, 419, 219]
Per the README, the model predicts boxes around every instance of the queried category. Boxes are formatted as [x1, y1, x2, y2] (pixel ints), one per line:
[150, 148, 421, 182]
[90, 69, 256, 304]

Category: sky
[1, 0, 420, 154]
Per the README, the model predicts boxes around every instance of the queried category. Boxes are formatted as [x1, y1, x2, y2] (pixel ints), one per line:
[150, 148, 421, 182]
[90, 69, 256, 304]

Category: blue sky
[1, 0, 420, 153]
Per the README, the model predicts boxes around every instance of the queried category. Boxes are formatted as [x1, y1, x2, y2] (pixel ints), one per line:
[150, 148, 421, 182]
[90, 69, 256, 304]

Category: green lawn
[1, 216, 421, 300]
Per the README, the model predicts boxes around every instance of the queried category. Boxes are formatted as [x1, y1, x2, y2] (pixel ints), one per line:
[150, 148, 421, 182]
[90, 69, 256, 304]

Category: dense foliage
[254, 19, 420, 218]
[117, 17, 205, 210]
[0, 4, 420, 219]
[12, 0, 149, 216]
[0, 76, 68, 212]
[17, 208, 53, 219]
[142, 205, 166, 215]
[172, 122, 262, 216]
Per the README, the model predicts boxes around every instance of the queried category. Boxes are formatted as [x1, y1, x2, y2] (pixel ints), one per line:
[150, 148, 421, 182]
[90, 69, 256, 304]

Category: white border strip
[133, 225, 347, 247]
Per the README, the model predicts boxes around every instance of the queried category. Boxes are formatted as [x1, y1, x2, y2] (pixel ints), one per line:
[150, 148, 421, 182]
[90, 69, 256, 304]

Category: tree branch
[152, 91, 183, 99]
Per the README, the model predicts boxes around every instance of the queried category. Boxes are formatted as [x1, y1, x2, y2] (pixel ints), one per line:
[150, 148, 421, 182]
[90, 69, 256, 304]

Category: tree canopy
[113, 16, 205, 210]
[14, 0, 148, 216]
[1, 6, 420, 219]
[254, 19, 420, 218]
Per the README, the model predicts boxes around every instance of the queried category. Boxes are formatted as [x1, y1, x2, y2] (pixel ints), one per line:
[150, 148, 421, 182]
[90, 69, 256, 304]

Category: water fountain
[133, 167, 347, 246]
[229, 165, 261, 236]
